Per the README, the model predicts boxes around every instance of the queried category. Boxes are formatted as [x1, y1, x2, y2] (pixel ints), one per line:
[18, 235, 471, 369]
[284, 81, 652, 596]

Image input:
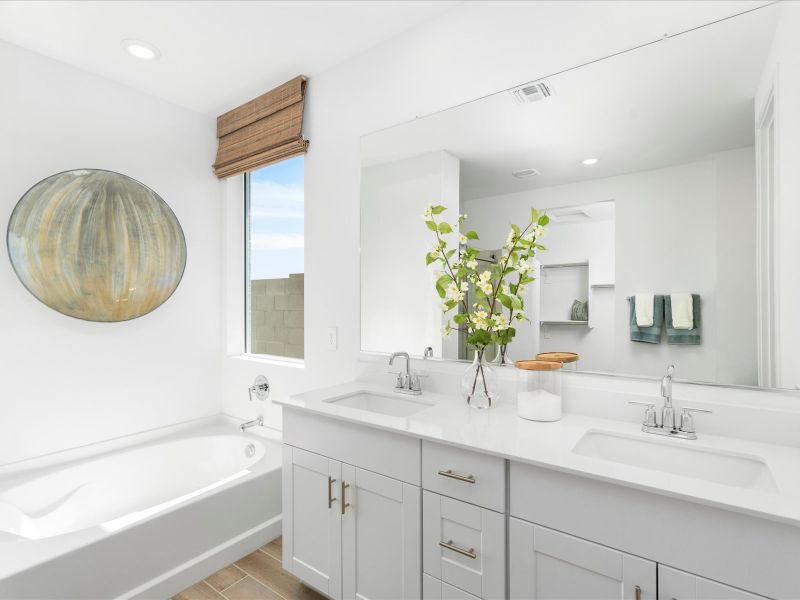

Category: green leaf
[498, 294, 513, 310]
[530, 207, 539, 222]
[438, 222, 453, 234]
[465, 231, 479, 240]
[538, 214, 550, 226]
[511, 223, 521, 235]
[431, 205, 447, 215]
[425, 254, 436, 266]
[453, 313, 468, 325]
[425, 220, 437, 231]
[467, 329, 492, 349]
[509, 294, 523, 309]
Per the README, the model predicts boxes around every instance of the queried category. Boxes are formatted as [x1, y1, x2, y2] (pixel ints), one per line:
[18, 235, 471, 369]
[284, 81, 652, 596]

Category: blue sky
[249, 155, 304, 280]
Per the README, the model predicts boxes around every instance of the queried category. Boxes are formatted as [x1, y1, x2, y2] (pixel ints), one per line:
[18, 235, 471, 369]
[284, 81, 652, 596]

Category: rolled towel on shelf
[634, 293, 655, 327]
[665, 294, 701, 345]
[670, 293, 694, 329]
[629, 295, 664, 343]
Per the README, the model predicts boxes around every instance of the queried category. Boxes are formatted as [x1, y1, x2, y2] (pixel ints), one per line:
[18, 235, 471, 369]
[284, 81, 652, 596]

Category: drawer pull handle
[439, 540, 477, 559]
[634, 585, 642, 600]
[437, 469, 476, 484]
[328, 476, 337, 509]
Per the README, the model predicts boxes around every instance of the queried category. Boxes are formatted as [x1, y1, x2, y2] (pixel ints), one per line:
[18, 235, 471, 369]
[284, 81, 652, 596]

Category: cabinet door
[282, 445, 342, 600]
[342, 464, 421, 600]
[509, 518, 655, 600]
[659, 565, 769, 600]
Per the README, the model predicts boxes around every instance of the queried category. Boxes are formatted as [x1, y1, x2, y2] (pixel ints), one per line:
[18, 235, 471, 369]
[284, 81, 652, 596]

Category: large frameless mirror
[360, 3, 800, 391]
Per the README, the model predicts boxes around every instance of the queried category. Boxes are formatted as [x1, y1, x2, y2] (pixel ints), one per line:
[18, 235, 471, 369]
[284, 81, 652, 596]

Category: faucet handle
[628, 401, 658, 428]
[679, 406, 712, 434]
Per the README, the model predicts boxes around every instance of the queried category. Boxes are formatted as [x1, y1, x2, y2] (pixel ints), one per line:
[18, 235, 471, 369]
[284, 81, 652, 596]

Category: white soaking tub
[0, 416, 282, 599]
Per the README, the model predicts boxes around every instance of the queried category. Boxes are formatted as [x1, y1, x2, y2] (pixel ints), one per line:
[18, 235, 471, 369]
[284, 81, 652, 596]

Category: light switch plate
[326, 326, 338, 351]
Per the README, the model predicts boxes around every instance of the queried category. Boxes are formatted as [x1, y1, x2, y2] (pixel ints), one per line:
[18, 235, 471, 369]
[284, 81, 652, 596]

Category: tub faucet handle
[249, 375, 270, 402]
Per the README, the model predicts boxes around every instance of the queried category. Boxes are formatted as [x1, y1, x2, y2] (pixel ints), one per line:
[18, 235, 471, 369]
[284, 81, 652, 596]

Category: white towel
[634, 293, 654, 327]
[671, 293, 694, 329]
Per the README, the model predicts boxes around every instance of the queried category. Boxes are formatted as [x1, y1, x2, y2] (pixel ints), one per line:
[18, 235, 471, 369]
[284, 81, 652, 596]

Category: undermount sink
[572, 430, 777, 492]
[324, 392, 434, 417]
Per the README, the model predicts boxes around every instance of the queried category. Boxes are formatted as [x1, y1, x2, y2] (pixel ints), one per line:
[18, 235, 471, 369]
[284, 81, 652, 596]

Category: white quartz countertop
[276, 381, 800, 527]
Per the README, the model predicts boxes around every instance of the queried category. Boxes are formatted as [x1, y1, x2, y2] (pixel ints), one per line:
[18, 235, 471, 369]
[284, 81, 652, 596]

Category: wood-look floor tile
[172, 581, 224, 600]
[260, 536, 283, 561]
[235, 551, 326, 600]
[221, 576, 284, 600]
[204, 564, 246, 592]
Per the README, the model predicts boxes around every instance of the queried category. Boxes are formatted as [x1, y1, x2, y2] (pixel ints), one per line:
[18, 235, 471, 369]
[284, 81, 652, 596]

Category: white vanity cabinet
[509, 518, 656, 600]
[282, 409, 423, 600]
[658, 566, 770, 600]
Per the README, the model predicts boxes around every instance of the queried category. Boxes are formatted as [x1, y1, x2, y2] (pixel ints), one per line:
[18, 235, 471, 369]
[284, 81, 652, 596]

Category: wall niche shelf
[539, 320, 589, 326]
[590, 283, 615, 289]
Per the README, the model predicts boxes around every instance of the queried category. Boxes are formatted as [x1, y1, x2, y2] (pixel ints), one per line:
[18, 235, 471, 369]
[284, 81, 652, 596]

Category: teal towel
[665, 294, 701, 345]
[629, 295, 664, 343]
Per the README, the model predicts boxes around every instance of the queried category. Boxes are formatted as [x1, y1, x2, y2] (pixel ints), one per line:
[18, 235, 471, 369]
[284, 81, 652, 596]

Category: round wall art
[6, 169, 186, 322]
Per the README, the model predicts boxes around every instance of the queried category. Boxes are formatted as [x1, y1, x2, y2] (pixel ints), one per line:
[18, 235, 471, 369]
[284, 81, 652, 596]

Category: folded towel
[634, 293, 654, 327]
[630, 295, 664, 343]
[665, 294, 701, 345]
[670, 293, 694, 329]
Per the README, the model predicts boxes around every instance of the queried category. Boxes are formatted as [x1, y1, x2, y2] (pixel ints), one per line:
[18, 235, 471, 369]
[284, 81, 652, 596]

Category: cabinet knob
[634, 584, 642, 600]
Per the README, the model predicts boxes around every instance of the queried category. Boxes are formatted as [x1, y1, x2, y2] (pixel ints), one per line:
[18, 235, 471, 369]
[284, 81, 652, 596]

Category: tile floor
[173, 537, 327, 600]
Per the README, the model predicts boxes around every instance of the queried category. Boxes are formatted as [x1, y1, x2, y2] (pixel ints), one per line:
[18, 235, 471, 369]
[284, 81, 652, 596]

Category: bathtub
[0, 416, 282, 599]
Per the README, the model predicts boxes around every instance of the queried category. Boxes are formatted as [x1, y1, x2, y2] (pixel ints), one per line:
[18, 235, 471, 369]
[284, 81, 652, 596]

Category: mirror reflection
[360, 3, 799, 390]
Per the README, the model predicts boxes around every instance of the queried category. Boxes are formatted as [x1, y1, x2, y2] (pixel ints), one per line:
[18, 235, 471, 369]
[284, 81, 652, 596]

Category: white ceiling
[0, 0, 458, 116]
[361, 3, 781, 200]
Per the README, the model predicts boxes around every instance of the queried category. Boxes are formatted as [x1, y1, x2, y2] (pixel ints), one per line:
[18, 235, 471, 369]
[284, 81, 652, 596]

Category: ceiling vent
[549, 207, 591, 224]
[511, 80, 554, 104]
[512, 168, 540, 179]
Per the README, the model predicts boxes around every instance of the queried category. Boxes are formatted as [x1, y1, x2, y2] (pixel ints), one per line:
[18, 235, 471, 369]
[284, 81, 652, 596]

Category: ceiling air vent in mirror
[512, 168, 540, 179]
[511, 80, 554, 104]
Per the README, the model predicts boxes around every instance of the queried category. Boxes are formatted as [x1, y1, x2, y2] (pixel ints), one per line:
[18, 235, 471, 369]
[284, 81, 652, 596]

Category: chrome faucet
[240, 416, 264, 432]
[629, 365, 712, 440]
[389, 351, 422, 395]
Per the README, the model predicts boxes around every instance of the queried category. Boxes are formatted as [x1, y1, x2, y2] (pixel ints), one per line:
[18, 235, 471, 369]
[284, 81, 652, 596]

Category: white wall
[221, 1, 774, 428]
[0, 41, 221, 465]
[360, 151, 459, 357]
[464, 150, 756, 384]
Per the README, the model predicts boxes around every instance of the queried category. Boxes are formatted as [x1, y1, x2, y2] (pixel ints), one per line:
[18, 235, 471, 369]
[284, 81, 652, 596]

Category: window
[245, 156, 304, 358]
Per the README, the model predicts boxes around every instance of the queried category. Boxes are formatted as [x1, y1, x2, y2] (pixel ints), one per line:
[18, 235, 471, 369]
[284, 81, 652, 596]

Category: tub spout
[240, 416, 264, 432]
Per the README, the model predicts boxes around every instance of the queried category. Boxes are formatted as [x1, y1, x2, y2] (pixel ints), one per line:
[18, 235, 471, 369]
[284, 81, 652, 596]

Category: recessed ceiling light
[121, 39, 161, 61]
[512, 168, 540, 179]
[581, 157, 599, 166]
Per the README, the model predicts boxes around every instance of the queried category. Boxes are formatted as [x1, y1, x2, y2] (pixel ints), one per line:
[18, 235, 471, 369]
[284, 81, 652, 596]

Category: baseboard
[121, 515, 282, 600]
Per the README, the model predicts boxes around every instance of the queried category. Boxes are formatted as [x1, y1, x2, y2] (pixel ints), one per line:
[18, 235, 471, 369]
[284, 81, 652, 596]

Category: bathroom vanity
[278, 383, 800, 600]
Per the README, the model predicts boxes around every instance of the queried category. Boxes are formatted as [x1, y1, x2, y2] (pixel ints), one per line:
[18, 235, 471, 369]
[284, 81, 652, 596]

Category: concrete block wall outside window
[250, 273, 304, 358]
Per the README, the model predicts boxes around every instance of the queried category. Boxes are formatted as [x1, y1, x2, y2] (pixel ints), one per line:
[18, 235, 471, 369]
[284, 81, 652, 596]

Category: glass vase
[490, 344, 513, 366]
[461, 349, 499, 409]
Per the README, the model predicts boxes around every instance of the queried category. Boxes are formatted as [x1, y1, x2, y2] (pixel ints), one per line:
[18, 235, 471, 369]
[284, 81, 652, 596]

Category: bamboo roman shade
[213, 75, 308, 179]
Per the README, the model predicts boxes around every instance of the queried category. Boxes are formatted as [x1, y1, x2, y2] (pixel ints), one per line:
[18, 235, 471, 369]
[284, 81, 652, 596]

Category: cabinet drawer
[422, 441, 505, 511]
[423, 575, 481, 600]
[423, 491, 505, 600]
[659, 565, 768, 600]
